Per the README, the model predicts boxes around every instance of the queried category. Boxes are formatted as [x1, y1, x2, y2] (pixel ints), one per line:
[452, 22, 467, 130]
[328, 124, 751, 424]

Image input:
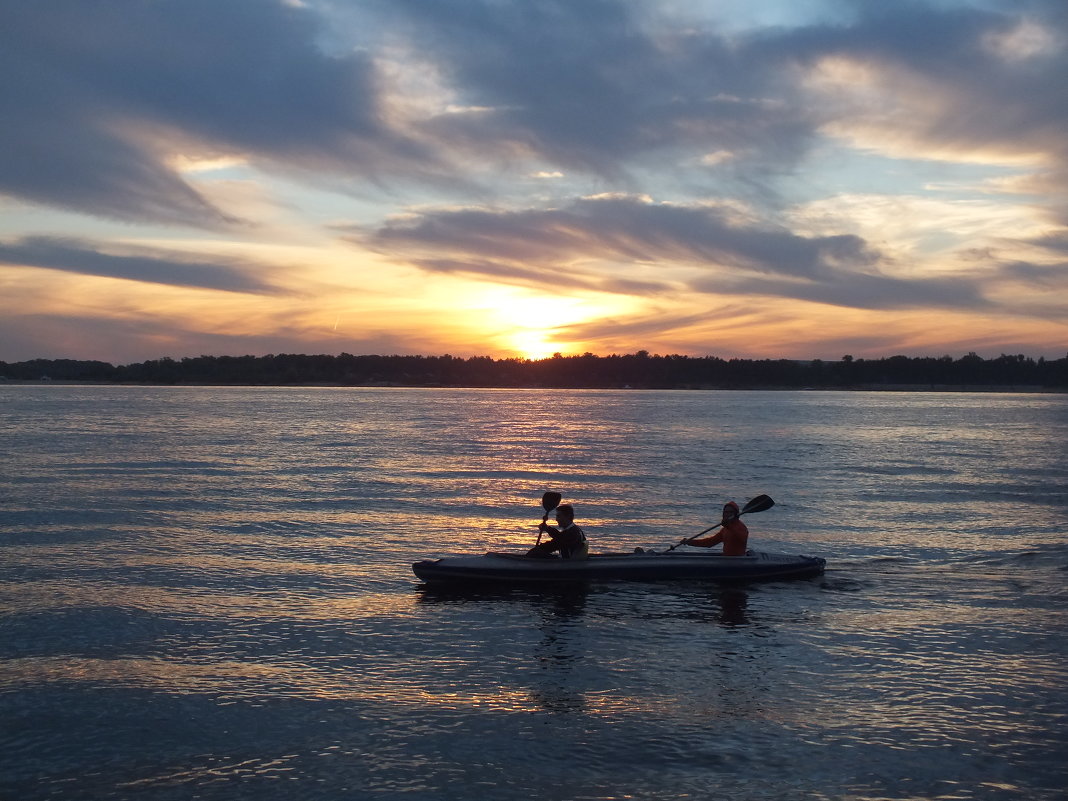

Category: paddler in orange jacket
[685, 501, 749, 555]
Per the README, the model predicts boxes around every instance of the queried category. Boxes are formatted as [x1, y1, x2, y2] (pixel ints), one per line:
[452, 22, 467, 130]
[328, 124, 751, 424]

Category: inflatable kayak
[412, 549, 826, 584]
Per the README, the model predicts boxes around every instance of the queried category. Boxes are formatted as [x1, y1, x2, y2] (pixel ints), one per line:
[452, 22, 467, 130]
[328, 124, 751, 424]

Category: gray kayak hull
[412, 550, 826, 584]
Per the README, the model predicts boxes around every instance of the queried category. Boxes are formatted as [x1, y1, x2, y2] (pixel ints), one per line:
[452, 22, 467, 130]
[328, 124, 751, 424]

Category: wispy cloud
[0, 236, 279, 294]
[0, 0, 429, 227]
[353, 194, 989, 311]
[788, 2, 1068, 173]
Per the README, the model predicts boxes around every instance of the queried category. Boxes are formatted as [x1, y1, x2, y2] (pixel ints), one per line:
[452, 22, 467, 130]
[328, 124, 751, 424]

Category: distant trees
[1, 352, 1065, 389]
[0, 358, 119, 381]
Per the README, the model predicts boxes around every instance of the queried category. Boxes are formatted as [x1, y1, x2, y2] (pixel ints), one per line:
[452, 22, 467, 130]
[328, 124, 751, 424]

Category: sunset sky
[1, 0, 1066, 364]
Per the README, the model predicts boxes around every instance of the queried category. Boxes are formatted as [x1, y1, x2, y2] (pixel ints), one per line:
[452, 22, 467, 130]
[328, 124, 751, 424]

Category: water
[1, 386, 1066, 800]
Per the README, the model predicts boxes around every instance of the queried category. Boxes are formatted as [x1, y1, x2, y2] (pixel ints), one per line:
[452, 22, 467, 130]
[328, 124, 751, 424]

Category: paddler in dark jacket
[527, 504, 589, 559]
[685, 501, 749, 555]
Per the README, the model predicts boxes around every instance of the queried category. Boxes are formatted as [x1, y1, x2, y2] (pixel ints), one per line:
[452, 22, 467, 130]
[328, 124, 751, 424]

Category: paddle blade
[740, 494, 774, 515]
[542, 492, 562, 513]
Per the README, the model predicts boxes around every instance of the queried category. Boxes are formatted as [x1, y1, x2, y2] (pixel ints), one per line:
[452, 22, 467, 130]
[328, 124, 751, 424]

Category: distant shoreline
[2, 379, 1063, 393]
[3, 352, 1065, 392]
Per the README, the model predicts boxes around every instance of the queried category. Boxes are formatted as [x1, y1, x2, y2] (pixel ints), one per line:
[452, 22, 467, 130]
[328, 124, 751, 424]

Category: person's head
[555, 504, 575, 524]
[722, 501, 740, 521]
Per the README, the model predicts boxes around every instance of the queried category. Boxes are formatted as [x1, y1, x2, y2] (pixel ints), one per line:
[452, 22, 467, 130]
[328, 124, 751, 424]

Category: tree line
[2, 351, 1066, 389]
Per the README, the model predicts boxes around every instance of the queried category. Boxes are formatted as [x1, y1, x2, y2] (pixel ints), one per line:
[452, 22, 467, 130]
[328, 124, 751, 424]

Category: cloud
[362, 0, 1068, 202]
[0, 0, 425, 227]
[555, 309, 719, 344]
[0, 237, 279, 294]
[716, 271, 987, 311]
[5, 0, 1064, 229]
[368, 0, 820, 181]
[352, 194, 982, 311]
[361, 195, 875, 273]
[961, 229, 1068, 300]
[394, 256, 617, 293]
[785, 1, 1068, 174]
[1032, 230, 1068, 256]
[998, 259, 1068, 286]
[3, 0, 821, 229]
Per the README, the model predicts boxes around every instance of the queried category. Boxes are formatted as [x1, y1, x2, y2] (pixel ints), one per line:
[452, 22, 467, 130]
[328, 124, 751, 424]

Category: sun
[510, 330, 559, 361]
[463, 285, 642, 360]
[471, 288, 579, 360]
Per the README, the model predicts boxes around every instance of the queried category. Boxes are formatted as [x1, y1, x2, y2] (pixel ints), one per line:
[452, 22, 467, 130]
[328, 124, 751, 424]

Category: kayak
[412, 549, 826, 584]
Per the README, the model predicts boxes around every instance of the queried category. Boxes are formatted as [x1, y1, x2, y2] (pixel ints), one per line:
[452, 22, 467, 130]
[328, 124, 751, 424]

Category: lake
[1, 386, 1066, 800]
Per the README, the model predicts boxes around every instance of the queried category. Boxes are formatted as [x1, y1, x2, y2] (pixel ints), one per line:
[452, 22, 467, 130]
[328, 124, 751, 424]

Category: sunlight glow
[475, 288, 577, 359]
[510, 330, 558, 361]
[451, 287, 650, 359]
[169, 155, 248, 174]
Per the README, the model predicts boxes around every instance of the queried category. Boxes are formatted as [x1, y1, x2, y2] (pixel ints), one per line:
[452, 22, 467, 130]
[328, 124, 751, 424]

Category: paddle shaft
[667, 521, 730, 551]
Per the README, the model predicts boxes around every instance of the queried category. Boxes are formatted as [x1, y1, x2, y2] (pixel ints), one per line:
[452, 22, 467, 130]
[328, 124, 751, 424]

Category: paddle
[535, 491, 562, 546]
[666, 494, 775, 551]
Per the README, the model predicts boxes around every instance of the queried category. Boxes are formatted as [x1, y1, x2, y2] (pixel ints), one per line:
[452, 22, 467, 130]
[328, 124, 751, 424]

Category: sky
[1, 0, 1066, 364]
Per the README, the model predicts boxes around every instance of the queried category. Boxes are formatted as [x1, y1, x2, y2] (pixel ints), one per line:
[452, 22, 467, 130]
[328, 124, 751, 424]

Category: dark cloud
[715, 272, 987, 311]
[0, 236, 279, 294]
[366, 0, 1068, 195]
[771, 0, 1068, 168]
[363, 195, 881, 276]
[0, 114, 237, 229]
[3, 0, 1064, 230]
[0, 0, 424, 227]
[354, 194, 975, 311]
[995, 260, 1068, 317]
[369, 0, 818, 181]
[0, 0, 830, 228]
[1032, 231, 1068, 256]
[968, 232, 1068, 299]
[999, 260, 1068, 285]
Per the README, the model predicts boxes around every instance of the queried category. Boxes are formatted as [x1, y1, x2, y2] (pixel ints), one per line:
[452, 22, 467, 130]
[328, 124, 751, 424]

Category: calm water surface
[1, 386, 1066, 800]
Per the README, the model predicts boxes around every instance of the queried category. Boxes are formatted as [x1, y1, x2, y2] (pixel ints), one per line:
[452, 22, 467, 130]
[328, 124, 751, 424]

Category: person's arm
[686, 531, 724, 548]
